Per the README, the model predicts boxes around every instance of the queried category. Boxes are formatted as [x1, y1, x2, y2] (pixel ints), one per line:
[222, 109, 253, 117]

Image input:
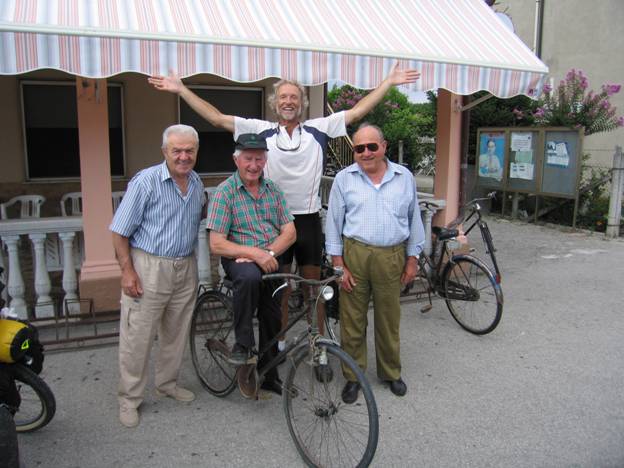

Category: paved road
[17, 218, 624, 467]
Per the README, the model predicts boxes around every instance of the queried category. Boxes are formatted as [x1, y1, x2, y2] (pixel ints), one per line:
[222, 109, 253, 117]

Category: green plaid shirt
[206, 172, 293, 248]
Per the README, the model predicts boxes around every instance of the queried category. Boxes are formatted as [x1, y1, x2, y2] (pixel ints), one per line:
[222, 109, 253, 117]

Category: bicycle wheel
[283, 342, 378, 467]
[189, 291, 237, 397]
[443, 255, 503, 335]
[12, 364, 56, 433]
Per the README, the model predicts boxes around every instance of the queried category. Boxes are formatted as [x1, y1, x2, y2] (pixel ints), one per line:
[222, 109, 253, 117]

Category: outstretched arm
[148, 72, 235, 132]
[344, 62, 421, 125]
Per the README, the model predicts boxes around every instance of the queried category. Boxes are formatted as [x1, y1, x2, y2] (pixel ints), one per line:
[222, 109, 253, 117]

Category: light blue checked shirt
[325, 160, 425, 257]
[110, 161, 204, 257]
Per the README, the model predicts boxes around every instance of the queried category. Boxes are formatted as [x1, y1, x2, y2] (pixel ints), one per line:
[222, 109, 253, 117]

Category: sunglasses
[354, 143, 379, 154]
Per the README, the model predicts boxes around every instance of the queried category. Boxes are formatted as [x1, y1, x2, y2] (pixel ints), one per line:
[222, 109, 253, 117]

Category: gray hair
[355, 122, 385, 140]
[161, 124, 199, 149]
[267, 79, 310, 117]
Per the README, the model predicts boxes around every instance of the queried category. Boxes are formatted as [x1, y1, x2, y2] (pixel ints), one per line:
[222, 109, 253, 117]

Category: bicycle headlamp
[321, 285, 334, 301]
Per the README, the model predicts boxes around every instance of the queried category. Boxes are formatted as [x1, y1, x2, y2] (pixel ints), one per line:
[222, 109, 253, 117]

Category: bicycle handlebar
[262, 269, 344, 286]
[463, 191, 496, 209]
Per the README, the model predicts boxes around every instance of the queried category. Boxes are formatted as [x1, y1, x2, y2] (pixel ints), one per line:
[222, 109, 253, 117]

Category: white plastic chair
[60, 192, 83, 216]
[60, 191, 125, 216]
[0, 195, 46, 219]
[112, 191, 125, 213]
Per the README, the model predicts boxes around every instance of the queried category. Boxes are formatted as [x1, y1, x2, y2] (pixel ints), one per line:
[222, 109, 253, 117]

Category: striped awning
[0, 0, 548, 97]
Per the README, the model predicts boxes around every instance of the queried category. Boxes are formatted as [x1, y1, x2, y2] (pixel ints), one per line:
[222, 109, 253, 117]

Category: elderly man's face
[162, 133, 198, 179]
[234, 149, 267, 185]
[353, 127, 387, 176]
[275, 83, 303, 122]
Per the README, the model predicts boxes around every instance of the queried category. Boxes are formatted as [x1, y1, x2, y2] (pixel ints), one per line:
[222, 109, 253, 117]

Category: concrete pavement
[16, 217, 624, 467]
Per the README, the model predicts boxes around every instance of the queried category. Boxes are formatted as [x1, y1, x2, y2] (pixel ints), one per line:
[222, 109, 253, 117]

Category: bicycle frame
[247, 272, 342, 382]
[460, 202, 502, 284]
[417, 236, 456, 297]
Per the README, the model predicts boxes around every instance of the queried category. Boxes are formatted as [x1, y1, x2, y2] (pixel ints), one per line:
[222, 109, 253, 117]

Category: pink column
[433, 90, 462, 226]
[76, 77, 121, 312]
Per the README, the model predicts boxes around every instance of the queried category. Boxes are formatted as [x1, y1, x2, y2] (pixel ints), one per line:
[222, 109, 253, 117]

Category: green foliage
[327, 84, 436, 169]
[539, 156, 611, 232]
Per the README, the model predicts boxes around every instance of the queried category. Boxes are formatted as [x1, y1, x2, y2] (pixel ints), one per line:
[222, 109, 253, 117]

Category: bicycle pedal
[420, 304, 433, 313]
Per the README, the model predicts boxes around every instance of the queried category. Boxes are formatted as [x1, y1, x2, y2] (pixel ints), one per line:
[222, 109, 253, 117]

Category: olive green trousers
[339, 237, 404, 382]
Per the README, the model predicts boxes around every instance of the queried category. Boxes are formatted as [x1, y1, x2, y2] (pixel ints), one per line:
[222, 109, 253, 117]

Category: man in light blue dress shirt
[110, 124, 204, 428]
[325, 124, 425, 404]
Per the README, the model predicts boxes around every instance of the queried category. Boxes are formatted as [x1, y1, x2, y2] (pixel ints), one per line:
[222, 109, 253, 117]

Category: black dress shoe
[341, 381, 360, 404]
[387, 377, 407, 397]
[260, 378, 283, 396]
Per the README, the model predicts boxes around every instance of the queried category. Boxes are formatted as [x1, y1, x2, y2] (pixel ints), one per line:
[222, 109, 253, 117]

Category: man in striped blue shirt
[110, 124, 205, 428]
[325, 123, 425, 404]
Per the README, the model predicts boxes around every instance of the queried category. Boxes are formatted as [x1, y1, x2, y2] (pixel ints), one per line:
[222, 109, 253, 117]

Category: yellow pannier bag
[0, 318, 31, 363]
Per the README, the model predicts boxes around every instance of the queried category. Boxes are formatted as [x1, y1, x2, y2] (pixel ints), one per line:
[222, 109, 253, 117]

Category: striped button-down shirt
[110, 161, 204, 257]
[325, 160, 425, 257]
[206, 172, 293, 248]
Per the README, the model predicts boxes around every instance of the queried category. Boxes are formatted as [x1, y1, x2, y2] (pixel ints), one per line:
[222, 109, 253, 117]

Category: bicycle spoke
[444, 257, 503, 335]
[284, 345, 378, 467]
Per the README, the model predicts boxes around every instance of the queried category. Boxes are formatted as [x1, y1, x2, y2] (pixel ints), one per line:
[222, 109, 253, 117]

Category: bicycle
[189, 269, 379, 468]
[411, 196, 504, 335]
[0, 269, 56, 434]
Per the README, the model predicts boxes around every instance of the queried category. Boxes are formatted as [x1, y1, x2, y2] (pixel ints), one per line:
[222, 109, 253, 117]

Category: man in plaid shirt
[206, 134, 296, 395]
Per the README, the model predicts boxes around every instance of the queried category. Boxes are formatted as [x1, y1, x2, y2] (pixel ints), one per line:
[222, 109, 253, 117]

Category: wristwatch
[267, 249, 275, 257]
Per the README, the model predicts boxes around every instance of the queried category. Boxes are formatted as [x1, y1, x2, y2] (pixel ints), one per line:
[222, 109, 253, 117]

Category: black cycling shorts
[281, 212, 323, 267]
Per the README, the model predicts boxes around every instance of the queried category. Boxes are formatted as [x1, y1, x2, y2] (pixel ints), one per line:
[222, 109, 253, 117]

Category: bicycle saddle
[432, 226, 459, 241]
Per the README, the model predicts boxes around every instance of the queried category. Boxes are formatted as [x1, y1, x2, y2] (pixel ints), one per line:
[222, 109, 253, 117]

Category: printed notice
[511, 132, 532, 152]
[546, 141, 570, 167]
[510, 162, 534, 180]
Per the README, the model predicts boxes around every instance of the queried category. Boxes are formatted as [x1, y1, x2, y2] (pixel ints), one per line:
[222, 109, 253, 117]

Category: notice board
[540, 131, 581, 197]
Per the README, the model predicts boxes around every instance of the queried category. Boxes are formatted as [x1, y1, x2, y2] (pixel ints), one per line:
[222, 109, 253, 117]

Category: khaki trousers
[340, 237, 405, 382]
[118, 248, 198, 409]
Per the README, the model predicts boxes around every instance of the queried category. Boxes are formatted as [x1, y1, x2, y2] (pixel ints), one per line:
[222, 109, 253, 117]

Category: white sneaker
[278, 340, 286, 352]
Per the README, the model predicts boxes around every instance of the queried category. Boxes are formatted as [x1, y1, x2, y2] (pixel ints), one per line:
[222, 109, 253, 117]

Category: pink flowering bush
[532, 69, 623, 135]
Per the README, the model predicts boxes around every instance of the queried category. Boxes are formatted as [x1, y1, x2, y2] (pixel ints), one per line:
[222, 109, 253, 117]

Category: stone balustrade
[0, 216, 82, 319]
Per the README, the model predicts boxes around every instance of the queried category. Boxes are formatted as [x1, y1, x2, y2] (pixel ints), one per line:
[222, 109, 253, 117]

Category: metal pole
[398, 140, 404, 165]
[511, 193, 520, 218]
[606, 146, 623, 238]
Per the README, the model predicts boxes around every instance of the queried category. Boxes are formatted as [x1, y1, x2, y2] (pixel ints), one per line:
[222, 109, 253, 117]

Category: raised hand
[148, 71, 184, 94]
[386, 62, 421, 86]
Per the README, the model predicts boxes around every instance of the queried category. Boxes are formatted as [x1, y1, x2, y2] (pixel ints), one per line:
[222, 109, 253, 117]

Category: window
[179, 86, 263, 174]
[21, 81, 125, 179]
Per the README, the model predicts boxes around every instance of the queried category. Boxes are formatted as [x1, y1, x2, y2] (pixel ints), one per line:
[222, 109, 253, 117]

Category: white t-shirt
[234, 111, 347, 215]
